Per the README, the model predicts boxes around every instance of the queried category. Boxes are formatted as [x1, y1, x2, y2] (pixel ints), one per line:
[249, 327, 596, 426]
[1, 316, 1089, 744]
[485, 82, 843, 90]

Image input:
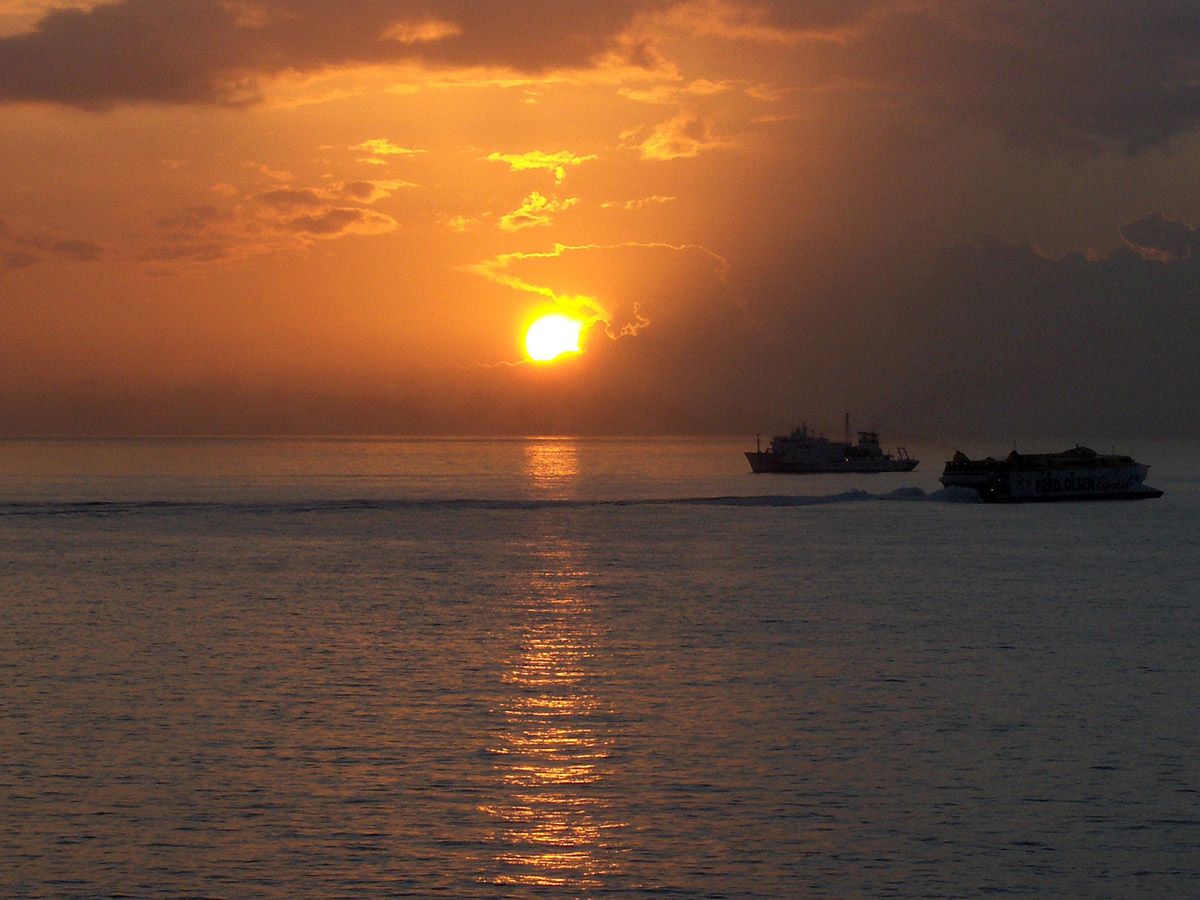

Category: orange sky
[2, 1, 1199, 436]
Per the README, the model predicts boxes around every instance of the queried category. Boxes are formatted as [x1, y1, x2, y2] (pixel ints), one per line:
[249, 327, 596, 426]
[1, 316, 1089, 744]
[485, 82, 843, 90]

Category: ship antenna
[844, 412, 849, 446]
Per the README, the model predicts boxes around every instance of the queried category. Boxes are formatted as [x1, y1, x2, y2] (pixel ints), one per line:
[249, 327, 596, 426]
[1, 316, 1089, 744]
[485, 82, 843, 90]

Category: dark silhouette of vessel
[940, 446, 1163, 502]
[746, 415, 917, 474]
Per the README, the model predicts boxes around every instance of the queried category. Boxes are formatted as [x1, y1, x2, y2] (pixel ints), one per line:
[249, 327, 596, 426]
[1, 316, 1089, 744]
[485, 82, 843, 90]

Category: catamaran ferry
[940, 445, 1163, 502]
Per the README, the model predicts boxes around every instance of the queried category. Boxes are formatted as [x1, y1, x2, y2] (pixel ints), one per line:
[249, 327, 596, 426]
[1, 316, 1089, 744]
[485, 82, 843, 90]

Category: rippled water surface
[2, 437, 1198, 896]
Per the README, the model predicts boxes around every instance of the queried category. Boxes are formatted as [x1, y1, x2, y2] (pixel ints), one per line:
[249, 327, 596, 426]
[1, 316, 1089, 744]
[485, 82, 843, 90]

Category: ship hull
[746, 452, 919, 474]
[970, 488, 1163, 503]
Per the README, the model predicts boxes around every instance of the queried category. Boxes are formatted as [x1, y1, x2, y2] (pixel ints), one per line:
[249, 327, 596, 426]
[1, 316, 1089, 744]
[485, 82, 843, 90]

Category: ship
[745, 415, 918, 473]
[939, 445, 1163, 502]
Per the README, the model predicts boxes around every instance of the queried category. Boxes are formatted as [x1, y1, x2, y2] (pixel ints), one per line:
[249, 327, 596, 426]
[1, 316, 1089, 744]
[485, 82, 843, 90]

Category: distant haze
[2, 1, 1198, 438]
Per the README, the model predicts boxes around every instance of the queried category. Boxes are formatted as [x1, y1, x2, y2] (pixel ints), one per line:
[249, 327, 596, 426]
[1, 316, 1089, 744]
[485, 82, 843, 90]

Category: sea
[1, 436, 1198, 897]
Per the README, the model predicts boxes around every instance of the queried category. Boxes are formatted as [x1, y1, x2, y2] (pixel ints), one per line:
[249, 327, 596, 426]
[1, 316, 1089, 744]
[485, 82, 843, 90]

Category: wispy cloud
[601, 195, 677, 210]
[355, 138, 425, 157]
[472, 240, 729, 335]
[443, 214, 480, 233]
[619, 77, 735, 105]
[622, 113, 732, 160]
[498, 191, 579, 231]
[487, 150, 597, 184]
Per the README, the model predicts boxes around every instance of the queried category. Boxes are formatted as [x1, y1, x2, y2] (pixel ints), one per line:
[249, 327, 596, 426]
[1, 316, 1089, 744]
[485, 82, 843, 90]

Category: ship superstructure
[746, 416, 917, 474]
[940, 446, 1162, 502]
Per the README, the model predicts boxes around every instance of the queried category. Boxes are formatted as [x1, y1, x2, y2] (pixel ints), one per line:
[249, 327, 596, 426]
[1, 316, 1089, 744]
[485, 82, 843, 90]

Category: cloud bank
[4, 1, 1200, 157]
[0, 0, 663, 107]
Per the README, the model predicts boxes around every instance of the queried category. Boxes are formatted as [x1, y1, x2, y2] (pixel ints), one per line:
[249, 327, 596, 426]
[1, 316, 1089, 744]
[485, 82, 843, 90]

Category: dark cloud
[339, 181, 378, 201]
[0, 0, 664, 108]
[879, 226, 1200, 437]
[846, 2, 1200, 153]
[141, 241, 232, 263]
[259, 188, 325, 208]
[48, 238, 103, 261]
[142, 181, 399, 266]
[158, 205, 226, 227]
[749, 0, 882, 31]
[146, 204, 238, 261]
[557, 216, 1200, 439]
[8, 218, 1195, 437]
[0, 218, 104, 272]
[286, 207, 370, 235]
[1121, 213, 1200, 260]
[4, 251, 40, 271]
[5, 2, 1198, 154]
[260, 183, 396, 208]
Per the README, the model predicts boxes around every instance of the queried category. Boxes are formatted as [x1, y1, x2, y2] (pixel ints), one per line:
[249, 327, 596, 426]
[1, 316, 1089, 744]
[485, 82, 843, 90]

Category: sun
[524, 313, 583, 362]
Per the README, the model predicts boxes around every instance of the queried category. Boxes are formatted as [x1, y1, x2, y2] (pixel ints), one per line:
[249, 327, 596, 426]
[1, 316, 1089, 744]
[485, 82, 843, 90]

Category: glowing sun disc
[525, 313, 583, 362]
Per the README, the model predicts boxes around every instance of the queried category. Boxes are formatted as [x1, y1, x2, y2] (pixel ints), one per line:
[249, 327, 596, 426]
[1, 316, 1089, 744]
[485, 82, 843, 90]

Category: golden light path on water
[480, 440, 626, 888]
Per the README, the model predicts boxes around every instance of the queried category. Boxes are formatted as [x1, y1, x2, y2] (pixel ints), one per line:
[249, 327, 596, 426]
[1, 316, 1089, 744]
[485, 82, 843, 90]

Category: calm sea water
[2, 437, 1198, 897]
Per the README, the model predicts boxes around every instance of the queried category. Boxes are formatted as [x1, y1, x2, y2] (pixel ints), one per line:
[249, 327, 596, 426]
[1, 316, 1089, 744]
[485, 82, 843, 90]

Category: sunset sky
[2, 0, 1199, 437]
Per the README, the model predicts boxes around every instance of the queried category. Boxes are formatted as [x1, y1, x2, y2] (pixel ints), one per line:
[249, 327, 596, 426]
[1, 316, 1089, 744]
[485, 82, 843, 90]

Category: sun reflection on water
[522, 439, 581, 499]
[479, 442, 625, 889]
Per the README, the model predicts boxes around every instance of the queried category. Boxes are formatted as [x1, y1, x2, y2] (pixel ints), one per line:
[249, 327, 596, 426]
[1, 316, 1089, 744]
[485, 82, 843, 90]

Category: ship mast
[844, 412, 850, 446]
